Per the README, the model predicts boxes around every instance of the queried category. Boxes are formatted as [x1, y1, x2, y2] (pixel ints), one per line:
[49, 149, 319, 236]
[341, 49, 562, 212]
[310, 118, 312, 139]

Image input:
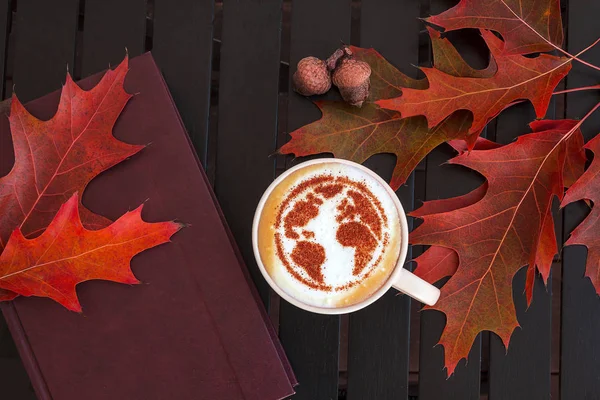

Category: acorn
[333, 58, 371, 107]
[292, 56, 332, 96]
[332, 58, 371, 107]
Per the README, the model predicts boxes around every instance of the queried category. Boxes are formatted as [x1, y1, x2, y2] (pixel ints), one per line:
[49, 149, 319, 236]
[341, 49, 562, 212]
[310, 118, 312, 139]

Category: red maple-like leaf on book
[0, 56, 182, 308]
[0, 193, 181, 312]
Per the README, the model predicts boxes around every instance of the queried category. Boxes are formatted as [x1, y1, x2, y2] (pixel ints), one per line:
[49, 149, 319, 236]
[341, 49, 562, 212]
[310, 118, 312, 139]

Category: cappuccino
[256, 161, 401, 308]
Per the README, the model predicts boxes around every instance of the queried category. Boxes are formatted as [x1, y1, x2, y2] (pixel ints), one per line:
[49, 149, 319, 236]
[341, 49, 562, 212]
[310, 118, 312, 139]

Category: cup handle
[391, 268, 440, 306]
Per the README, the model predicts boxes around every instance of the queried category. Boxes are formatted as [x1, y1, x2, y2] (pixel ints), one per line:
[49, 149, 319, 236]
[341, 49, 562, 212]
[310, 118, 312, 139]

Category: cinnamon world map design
[274, 174, 390, 292]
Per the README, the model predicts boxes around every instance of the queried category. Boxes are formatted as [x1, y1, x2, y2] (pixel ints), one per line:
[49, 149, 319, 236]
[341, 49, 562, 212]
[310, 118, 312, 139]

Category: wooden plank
[214, 0, 282, 306]
[561, 0, 600, 397]
[7, 1, 78, 396]
[277, 1, 351, 399]
[152, 0, 214, 166]
[418, 2, 485, 395]
[0, 315, 35, 399]
[0, 8, 33, 398]
[0, 358, 36, 399]
[13, 0, 79, 102]
[488, 103, 553, 400]
[419, 143, 483, 400]
[346, 0, 421, 398]
[0, 3, 30, 395]
[81, 0, 146, 77]
[0, 0, 9, 99]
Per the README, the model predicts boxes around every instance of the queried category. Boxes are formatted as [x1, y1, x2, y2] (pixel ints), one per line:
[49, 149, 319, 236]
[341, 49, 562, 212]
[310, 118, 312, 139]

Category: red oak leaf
[410, 120, 579, 375]
[427, 26, 496, 78]
[531, 119, 587, 187]
[280, 104, 473, 190]
[413, 183, 550, 308]
[525, 210, 557, 305]
[281, 29, 507, 189]
[350, 46, 426, 100]
[561, 133, 600, 294]
[426, 0, 563, 55]
[0, 56, 143, 253]
[280, 44, 477, 189]
[412, 183, 487, 284]
[412, 136, 497, 288]
[0, 193, 182, 312]
[376, 30, 571, 140]
[448, 137, 503, 153]
[412, 181, 488, 219]
[416, 122, 584, 307]
[414, 246, 459, 285]
[522, 120, 585, 305]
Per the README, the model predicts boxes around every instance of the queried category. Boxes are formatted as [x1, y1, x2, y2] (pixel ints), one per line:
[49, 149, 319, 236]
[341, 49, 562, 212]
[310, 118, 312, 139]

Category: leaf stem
[566, 38, 600, 71]
[553, 85, 600, 96]
[564, 101, 600, 142]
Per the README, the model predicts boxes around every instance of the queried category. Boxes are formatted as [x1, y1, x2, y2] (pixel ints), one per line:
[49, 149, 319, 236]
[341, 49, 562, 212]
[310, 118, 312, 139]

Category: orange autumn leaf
[410, 120, 581, 375]
[376, 30, 571, 141]
[426, 0, 563, 55]
[0, 55, 143, 252]
[0, 193, 182, 312]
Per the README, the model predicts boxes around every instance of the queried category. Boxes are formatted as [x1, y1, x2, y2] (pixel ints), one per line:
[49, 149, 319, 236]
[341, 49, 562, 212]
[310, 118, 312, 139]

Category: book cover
[0, 52, 296, 400]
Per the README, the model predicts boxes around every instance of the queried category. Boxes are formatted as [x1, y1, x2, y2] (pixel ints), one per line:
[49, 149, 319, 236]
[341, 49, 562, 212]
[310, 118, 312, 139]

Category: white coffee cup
[252, 158, 440, 314]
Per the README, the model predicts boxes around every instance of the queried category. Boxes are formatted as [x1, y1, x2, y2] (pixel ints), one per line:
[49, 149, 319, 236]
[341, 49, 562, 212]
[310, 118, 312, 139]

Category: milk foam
[260, 162, 401, 308]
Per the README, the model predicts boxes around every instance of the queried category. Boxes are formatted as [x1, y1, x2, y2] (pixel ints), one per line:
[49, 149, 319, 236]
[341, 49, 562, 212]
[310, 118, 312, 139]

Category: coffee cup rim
[251, 158, 410, 315]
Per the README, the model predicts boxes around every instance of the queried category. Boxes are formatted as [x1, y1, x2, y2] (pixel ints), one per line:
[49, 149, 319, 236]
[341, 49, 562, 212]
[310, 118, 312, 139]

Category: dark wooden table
[0, 0, 598, 399]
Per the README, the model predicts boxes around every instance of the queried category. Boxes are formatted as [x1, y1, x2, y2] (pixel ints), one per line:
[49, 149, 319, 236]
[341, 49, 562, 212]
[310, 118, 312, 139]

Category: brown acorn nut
[332, 59, 371, 107]
[293, 56, 332, 96]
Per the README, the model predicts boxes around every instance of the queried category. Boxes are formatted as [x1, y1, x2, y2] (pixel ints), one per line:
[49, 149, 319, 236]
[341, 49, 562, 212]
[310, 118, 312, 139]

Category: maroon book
[0, 53, 296, 400]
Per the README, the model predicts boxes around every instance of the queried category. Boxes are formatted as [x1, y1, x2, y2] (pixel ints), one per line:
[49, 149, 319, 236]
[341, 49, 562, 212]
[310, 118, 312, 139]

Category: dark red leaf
[426, 0, 563, 55]
[376, 31, 571, 141]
